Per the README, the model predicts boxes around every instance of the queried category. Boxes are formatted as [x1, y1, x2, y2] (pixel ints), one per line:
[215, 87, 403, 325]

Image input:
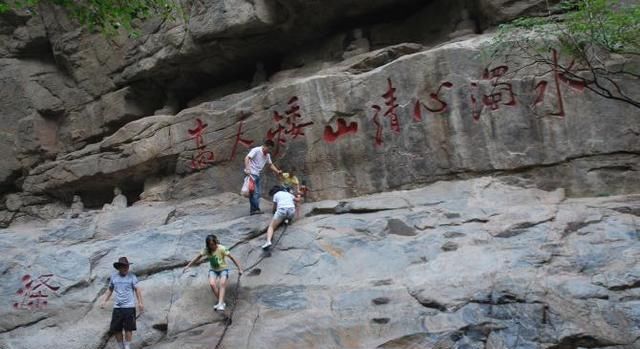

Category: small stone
[372, 297, 390, 305]
[444, 231, 466, 238]
[372, 318, 390, 324]
[441, 241, 458, 251]
[372, 279, 393, 287]
[386, 218, 417, 236]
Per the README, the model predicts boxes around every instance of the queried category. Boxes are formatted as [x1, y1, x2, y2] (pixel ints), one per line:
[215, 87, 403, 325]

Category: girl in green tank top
[183, 234, 243, 311]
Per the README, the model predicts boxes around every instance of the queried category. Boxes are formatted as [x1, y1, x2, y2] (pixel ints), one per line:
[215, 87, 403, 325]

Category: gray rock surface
[0, 58, 85, 186]
[0, 0, 558, 198]
[21, 35, 640, 203]
[1, 2, 639, 347]
[0, 8, 48, 58]
[1, 177, 639, 349]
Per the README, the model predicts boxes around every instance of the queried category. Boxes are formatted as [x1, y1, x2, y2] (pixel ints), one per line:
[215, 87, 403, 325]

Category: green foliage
[0, 0, 179, 36]
[486, 0, 640, 110]
[565, 0, 640, 53]
[492, 0, 640, 56]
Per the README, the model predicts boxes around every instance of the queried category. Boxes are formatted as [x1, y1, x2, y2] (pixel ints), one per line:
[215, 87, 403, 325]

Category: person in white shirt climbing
[262, 186, 300, 249]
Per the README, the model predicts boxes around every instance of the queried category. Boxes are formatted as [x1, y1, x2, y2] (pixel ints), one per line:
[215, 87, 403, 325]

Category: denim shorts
[274, 207, 295, 221]
[209, 269, 229, 279]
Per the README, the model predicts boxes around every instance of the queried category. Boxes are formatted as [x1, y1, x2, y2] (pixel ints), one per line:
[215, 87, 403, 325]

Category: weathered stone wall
[1, 178, 639, 348]
[1, 0, 638, 221]
[0, 0, 554, 192]
[1, 1, 639, 348]
[19, 37, 640, 208]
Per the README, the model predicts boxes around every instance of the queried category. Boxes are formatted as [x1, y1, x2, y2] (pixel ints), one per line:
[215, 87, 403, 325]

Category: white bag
[241, 176, 254, 197]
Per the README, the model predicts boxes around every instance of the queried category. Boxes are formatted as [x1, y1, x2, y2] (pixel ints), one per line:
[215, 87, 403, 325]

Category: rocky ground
[1, 177, 639, 349]
[2, 1, 639, 347]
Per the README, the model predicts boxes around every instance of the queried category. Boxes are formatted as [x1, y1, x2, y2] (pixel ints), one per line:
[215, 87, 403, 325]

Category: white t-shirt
[273, 191, 296, 208]
[247, 146, 272, 175]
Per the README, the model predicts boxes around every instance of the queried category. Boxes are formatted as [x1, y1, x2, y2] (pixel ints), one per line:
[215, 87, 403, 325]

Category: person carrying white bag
[242, 140, 282, 215]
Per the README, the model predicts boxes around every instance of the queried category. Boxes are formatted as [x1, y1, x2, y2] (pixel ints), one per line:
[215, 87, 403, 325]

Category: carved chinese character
[532, 49, 588, 117]
[14, 274, 60, 310]
[188, 118, 215, 170]
[323, 118, 359, 143]
[414, 81, 454, 121]
[370, 78, 401, 146]
[469, 65, 517, 120]
[229, 121, 255, 161]
[266, 96, 314, 157]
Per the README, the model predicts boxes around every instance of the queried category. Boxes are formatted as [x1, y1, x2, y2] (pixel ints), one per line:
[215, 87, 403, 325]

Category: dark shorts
[110, 307, 136, 332]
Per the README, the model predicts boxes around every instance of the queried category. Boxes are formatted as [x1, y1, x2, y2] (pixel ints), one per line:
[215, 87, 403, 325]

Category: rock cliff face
[11, 35, 640, 222]
[1, 178, 640, 349]
[5, 0, 618, 220]
[0, 0, 639, 348]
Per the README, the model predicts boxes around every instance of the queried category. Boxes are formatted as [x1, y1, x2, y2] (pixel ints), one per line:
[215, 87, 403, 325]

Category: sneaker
[284, 219, 290, 225]
[250, 210, 264, 216]
[217, 303, 226, 311]
[261, 241, 272, 249]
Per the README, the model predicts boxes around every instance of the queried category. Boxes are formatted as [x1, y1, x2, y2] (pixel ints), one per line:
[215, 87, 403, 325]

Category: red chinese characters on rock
[229, 121, 254, 161]
[265, 111, 286, 154]
[533, 49, 588, 117]
[323, 118, 359, 143]
[413, 81, 454, 121]
[371, 78, 401, 147]
[13, 274, 60, 310]
[470, 65, 517, 120]
[188, 118, 215, 170]
[266, 96, 314, 157]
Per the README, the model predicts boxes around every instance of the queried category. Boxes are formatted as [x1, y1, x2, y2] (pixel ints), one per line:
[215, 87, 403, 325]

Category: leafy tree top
[487, 0, 640, 109]
[0, 0, 179, 36]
